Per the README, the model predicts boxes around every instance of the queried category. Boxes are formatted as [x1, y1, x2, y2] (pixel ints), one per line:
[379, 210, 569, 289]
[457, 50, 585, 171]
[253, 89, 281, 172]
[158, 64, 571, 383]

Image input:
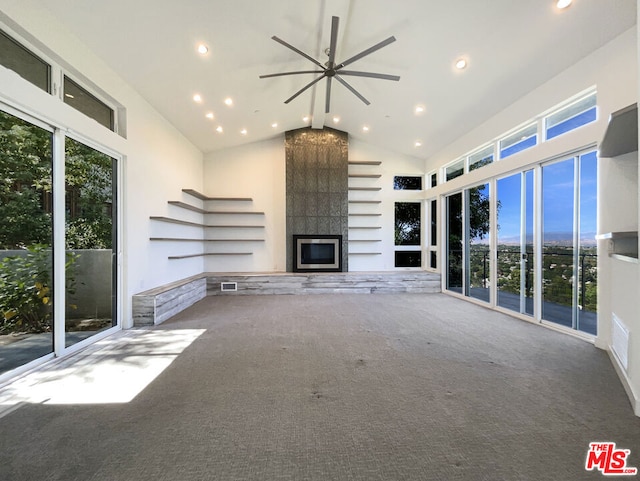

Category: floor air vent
[221, 282, 238, 292]
[612, 313, 629, 371]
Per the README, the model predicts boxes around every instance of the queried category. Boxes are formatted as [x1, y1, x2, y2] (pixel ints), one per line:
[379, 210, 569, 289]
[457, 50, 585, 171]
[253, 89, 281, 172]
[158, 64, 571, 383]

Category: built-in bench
[131, 271, 441, 326]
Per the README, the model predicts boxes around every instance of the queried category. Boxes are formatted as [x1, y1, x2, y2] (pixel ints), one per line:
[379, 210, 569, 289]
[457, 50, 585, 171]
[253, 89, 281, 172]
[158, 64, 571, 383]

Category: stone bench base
[132, 271, 441, 326]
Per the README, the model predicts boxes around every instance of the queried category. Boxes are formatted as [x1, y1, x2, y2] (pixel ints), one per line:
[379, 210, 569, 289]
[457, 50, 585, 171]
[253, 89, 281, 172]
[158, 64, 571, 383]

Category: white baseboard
[607, 347, 640, 417]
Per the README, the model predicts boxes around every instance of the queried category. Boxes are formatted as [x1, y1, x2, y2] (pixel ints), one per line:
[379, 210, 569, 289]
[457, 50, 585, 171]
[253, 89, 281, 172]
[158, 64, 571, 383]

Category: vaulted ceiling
[41, 0, 636, 159]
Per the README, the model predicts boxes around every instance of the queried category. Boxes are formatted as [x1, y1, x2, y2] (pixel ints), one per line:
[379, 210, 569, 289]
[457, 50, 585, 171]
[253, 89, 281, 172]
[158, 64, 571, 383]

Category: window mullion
[52, 129, 66, 357]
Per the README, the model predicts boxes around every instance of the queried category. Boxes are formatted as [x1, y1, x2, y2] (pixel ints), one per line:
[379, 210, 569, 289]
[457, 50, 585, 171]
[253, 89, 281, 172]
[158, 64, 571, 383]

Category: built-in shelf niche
[595, 231, 639, 263]
[348, 160, 382, 256]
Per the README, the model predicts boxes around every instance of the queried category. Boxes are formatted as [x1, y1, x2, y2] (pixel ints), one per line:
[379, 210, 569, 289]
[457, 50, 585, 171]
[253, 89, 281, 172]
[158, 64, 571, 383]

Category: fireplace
[293, 235, 343, 272]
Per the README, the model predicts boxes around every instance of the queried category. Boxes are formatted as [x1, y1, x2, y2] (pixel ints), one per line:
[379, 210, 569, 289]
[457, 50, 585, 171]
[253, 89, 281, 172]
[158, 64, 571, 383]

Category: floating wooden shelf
[349, 174, 382, 178]
[348, 226, 382, 229]
[349, 200, 382, 204]
[150, 216, 203, 227]
[169, 252, 253, 260]
[348, 213, 382, 216]
[348, 239, 382, 242]
[151, 238, 263, 242]
[348, 161, 381, 165]
[209, 225, 265, 228]
[348, 252, 382, 255]
[207, 211, 265, 215]
[183, 189, 252, 202]
[348, 187, 381, 191]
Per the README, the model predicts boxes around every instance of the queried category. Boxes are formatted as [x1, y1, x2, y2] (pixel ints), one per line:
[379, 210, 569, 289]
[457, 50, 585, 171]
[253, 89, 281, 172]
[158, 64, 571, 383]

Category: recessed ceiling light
[240, 128, 247, 135]
[362, 126, 369, 132]
[65, 93, 74, 99]
[415, 141, 423, 148]
[216, 126, 223, 133]
[205, 112, 214, 119]
[197, 44, 209, 55]
[414, 105, 425, 115]
[556, 0, 572, 9]
[271, 122, 278, 128]
[333, 116, 340, 123]
[455, 58, 467, 70]
[224, 97, 233, 106]
[193, 93, 203, 103]
[303, 116, 310, 122]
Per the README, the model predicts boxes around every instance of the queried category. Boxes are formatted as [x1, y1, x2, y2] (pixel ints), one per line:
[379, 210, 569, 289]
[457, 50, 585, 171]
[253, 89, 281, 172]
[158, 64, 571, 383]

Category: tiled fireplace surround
[285, 127, 349, 272]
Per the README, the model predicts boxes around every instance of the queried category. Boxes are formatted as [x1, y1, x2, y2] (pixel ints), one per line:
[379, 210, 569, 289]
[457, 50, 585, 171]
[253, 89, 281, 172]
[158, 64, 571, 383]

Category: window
[395, 251, 421, 268]
[395, 202, 421, 268]
[469, 145, 494, 171]
[64, 76, 115, 131]
[500, 124, 537, 159]
[545, 93, 596, 140]
[395, 203, 421, 245]
[393, 176, 422, 190]
[0, 30, 50, 93]
[445, 159, 464, 182]
[430, 172, 437, 188]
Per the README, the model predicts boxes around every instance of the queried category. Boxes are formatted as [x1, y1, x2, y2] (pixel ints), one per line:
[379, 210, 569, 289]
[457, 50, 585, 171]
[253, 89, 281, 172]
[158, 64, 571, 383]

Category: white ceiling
[41, 0, 636, 159]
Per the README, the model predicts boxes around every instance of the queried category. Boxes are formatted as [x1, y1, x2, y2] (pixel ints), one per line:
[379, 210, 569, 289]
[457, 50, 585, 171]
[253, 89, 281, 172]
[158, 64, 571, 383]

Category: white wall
[0, 1, 205, 328]
[423, 26, 640, 415]
[203, 137, 287, 272]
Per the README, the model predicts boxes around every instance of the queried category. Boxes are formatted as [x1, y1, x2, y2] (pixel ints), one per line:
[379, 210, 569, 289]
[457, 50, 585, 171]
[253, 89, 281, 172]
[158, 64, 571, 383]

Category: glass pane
[429, 251, 437, 269]
[577, 151, 597, 335]
[469, 146, 494, 171]
[546, 94, 597, 140]
[542, 159, 575, 328]
[395, 203, 421, 246]
[64, 76, 114, 131]
[65, 138, 116, 348]
[0, 110, 53, 375]
[496, 171, 534, 315]
[430, 200, 437, 246]
[500, 124, 537, 159]
[395, 251, 421, 268]
[445, 159, 464, 181]
[467, 184, 490, 302]
[446, 193, 463, 293]
[393, 176, 422, 190]
[430, 173, 437, 188]
[0, 30, 50, 93]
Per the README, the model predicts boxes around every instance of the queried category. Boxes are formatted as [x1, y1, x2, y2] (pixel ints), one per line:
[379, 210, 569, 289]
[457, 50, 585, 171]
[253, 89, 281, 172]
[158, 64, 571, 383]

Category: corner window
[0, 30, 50, 93]
[64, 76, 115, 131]
[395, 202, 421, 245]
[500, 124, 537, 159]
[393, 176, 422, 190]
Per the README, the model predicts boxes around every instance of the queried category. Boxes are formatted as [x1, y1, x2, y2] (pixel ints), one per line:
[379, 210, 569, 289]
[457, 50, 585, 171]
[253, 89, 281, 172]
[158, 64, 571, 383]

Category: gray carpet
[1, 293, 639, 480]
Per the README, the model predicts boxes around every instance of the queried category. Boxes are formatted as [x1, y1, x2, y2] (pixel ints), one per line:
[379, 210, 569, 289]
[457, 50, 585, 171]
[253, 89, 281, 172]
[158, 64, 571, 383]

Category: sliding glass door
[0, 110, 54, 374]
[445, 184, 491, 302]
[542, 152, 597, 334]
[496, 171, 534, 315]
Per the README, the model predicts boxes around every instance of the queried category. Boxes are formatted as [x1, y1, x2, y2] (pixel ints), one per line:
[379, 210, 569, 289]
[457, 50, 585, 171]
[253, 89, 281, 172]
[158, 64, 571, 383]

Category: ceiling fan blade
[338, 70, 400, 81]
[271, 36, 326, 70]
[335, 75, 370, 106]
[284, 73, 327, 104]
[336, 36, 396, 69]
[325, 76, 332, 113]
[260, 70, 324, 79]
[328, 16, 339, 66]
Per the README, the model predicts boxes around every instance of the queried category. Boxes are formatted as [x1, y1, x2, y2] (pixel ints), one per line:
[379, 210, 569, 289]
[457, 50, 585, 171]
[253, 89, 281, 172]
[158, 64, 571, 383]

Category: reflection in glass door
[0, 110, 54, 375]
[496, 171, 534, 315]
[466, 183, 490, 302]
[542, 152, 597, 335]
[446, 193, 463, 293]
[65, 138, 117, 348]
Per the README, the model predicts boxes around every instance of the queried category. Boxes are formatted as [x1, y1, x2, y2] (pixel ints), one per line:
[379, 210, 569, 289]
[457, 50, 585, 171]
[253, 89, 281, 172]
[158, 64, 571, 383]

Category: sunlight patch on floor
[0, 329, 205, 413]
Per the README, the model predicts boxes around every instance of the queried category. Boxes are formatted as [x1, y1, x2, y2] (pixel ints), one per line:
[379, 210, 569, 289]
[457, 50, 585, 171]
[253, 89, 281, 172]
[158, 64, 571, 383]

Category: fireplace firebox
[293, 235, 342, 272]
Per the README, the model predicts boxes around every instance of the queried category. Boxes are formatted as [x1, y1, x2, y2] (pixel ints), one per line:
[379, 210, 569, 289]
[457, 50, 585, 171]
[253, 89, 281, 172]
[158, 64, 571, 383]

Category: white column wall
[0, 1, 205, 328]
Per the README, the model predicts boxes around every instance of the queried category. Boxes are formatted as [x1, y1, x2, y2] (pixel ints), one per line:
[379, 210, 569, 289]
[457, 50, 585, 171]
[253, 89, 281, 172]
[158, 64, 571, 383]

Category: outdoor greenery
[0, 110, 113, 334]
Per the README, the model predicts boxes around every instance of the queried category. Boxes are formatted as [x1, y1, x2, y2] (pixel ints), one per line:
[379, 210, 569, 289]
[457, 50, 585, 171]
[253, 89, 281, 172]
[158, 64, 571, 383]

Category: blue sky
[496, 151, 597, 242]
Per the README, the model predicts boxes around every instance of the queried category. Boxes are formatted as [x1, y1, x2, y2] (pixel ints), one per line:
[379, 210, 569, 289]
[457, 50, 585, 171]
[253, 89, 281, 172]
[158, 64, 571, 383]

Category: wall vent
[612, 313, 630, 371]
[221, 282, 238, 292]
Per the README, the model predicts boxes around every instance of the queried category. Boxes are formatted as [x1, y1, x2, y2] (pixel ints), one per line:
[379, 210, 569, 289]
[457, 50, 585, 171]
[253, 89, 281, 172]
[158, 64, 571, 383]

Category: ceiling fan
[259, 16, 400, 113]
